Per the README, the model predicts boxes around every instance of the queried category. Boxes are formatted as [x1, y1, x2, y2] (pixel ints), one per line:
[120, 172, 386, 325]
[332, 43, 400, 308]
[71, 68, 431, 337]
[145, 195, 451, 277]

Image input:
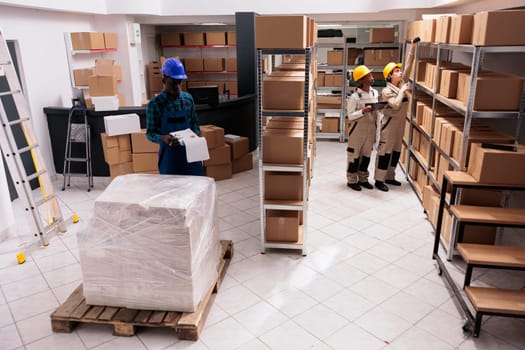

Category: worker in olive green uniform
[346, 65, 380, 191]
[374, 37, 419, 192]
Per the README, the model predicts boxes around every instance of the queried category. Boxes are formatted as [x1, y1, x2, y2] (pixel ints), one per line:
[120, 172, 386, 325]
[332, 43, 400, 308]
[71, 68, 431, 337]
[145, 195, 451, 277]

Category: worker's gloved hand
[160, 134, 180, 147]
[400, 82, 410, 93]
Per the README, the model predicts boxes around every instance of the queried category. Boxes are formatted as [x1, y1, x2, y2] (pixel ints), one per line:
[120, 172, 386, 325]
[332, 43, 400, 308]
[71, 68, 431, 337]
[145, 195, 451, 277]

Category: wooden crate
[50, 240, 233, 341]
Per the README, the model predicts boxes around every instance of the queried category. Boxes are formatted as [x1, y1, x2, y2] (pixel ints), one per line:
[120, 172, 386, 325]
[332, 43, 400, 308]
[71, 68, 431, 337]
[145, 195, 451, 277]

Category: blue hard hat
[161, 58, 188, 79]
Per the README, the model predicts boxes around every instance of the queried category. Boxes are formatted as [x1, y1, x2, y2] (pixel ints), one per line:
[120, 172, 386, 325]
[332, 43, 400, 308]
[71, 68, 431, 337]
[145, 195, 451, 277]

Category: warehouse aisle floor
[1, 140, 525, 350]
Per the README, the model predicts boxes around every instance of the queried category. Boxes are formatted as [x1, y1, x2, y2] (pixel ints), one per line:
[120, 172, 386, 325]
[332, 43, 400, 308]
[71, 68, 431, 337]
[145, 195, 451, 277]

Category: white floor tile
[200, 317, 254, 350]
[0, 323, 23, 350]
[266, 289, 319, 318]
[415, 308, 469, 347]
[349, 276, 400, 305]
[136, 327, 179, 350]
[214, 284, 261, 315]
[389, 327, 455, 350]
[32, 250, 78, 273]
[258, 320, 320, 350]
[323, 288, 376, 321]
[25, 332, 86, 350]
[457, 331, 523, 350]
[379, 290, 435, 325]
[42, 263, 82, 289]
[372, 264, 422, 290]
[234, 338, 270, 350]
[324, 322, 386, 350]
[15, 311, 53, 344]
[89, 335, 147, 350]
[75, 323, 117, 349]
[354, 306, 413, 343]
[2, 274, 50, 302]
[345, 251, 390, 274]
[9, 289, 58, 322]
[293, 303, 349, 339]
[299, 274, 344, 302]
[233, 301, 288, 336]
[321, 260, 367, 287]
[163, 339, 210, 350]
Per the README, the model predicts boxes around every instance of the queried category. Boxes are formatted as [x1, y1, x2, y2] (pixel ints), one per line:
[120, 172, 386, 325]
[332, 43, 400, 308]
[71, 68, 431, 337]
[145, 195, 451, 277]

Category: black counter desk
[44, 94, 256, 176]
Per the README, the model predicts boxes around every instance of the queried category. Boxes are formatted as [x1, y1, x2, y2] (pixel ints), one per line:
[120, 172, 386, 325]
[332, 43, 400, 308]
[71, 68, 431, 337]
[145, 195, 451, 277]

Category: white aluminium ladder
[0, 28, 66, 246]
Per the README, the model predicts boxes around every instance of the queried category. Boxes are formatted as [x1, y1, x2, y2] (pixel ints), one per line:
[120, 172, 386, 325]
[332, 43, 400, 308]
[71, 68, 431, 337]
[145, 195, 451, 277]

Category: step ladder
[0, 28, 66, 246]
[62, 103, 93, 192]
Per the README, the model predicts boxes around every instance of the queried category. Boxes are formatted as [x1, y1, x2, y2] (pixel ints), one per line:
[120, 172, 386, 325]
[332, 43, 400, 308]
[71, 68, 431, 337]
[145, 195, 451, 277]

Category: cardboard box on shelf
[226, 32, 236, 45]
[327, 50, 343, 65]
[324, 73, 343, 87]
[363, 49, 399, 66]
[203, 58, 224, 72]
[452, 130, 514, 164]
[456, 72, 525, 110]
[468, 143, 525, 185]
[263, 76, 305, 110]
[435, 16, 451, 43]
[317, 71, 325, 86]
[265, 172, 303, 201]
[265, 210, 300, 242]
[321, 117, 339, 133]
[226, 58, 237, 72]
[422, 19, 436, 43]
[449, 15, 474, 44]
[369, 28, 395, 43]
[232, 153, 253, 173]
[472, 10, 525, 46]
[438, 69, 459, 98]
[262, 129, 304, 164]
[131, 129, 159, 153]
[256, 15, 309, 49]
[205, 32, 226, 45]
[70, 32, 105, 50]
[225, 81, 238, 95]
[184, 58, 204, 72]
[103, 32, 117, 49]
[88, 76, 118, 96]
[160, 32, 181, 46]
[183, 32, 205, 46]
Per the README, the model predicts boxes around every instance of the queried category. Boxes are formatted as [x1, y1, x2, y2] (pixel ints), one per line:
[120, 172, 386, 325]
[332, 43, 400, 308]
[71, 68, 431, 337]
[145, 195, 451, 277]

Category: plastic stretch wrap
[77, 174, 220, 312]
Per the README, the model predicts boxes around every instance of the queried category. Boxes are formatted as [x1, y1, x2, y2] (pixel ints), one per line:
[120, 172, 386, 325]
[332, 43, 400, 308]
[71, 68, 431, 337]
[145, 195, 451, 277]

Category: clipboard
[365, 101, 388, 109]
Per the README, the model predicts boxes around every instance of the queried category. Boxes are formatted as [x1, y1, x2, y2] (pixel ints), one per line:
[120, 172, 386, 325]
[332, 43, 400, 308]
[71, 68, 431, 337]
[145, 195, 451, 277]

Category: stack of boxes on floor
[200, 125, 253, 181]
[402, 9, 525, 246]
[257, 15, 317, 243]
[70, 32, 123, 109]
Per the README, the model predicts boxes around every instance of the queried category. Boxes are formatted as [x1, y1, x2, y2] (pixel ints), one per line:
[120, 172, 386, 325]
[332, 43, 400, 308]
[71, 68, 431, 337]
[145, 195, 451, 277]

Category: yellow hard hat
[383, 62, 402, 79]
[352, 65, 372, 81]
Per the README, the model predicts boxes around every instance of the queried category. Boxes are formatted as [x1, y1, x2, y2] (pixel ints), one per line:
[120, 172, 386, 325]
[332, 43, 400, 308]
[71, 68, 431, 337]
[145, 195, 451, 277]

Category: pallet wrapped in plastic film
[77, 174, 221, 312]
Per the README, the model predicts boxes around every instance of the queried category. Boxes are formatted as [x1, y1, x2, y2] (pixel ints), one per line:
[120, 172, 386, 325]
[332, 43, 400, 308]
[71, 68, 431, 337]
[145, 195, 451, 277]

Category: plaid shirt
[146, 90, 200, 144]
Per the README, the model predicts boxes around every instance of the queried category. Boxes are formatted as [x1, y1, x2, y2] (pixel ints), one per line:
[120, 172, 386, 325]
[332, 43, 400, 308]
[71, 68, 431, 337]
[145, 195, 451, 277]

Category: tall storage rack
[257, 48, 313, 255]
[404, 42, 525, 258]
[316, 42, 346, 142]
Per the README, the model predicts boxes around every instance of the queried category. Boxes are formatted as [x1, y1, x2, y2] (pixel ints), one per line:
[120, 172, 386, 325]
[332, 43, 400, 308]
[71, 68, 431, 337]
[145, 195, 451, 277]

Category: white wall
[0, 6, 134, 176]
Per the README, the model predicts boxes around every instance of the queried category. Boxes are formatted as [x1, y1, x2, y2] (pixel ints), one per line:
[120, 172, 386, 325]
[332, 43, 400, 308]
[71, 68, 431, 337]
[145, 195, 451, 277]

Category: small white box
[224, 134, 240, 142]
[92, 96, 119, 112]
[103, 113, 141, 136]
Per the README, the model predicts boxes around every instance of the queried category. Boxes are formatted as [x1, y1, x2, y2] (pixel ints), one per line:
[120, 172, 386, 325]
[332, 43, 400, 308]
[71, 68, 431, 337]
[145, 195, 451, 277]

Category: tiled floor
[1, 140, 525, 350]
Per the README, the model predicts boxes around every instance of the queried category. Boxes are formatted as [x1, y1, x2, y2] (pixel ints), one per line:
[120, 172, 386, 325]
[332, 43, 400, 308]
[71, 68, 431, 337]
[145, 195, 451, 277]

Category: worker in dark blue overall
[146, 58, 204, 175]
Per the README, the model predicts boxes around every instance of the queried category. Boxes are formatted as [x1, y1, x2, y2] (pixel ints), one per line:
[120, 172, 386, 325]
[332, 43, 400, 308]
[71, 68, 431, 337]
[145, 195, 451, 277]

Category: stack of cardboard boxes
[201, 124, 231, 181]
[131, 130, 160, 174]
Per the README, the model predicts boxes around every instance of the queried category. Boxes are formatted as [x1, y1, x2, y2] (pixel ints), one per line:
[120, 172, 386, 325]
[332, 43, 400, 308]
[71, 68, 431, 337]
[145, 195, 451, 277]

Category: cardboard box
[263, 77, 305, 110]
[457, 72, 525, 110]
[225, 81, 237, 95]
[452, 130, 514, 164]
[468, 143, 525, 184]
[347, 48, 361, 65]
[262, 129, 303, 164]
[73, 68, 95, 86]
[265, 172, 303, 201]
[103, 114, 140, 136]
[109, 161, 134, 178]
[104, 32, 117, 49]
[131, 129, 159, 153]
[363, 49, 399, 66]
[200, 125, 225, 149]
[265, 210, 300, 242]
[203, 58, 224, 72]
[88, 76, 118, 96]
[226, 58, 237, 72]
[317, 71, 325, 86]
[369, 28, 395, 43]
[205, 32, 226, 45]
[438, 69, 459, 98]
[449, 15, 474, 44]
[322, 117, 339, 133]
[435, 16, 451, 43]
[327, 50, 343, 65]
[184, 58, 204, 72]
[183, 32, 205, 46]
[324, 73, 343, 87]
[472, 10, 525, 46]
[232, 153, 253, 173]
[70, 32, 105, 50]
[131, 153, 158, 172]
[204, 144, 231, 166]
[205, 163, 232, 181]
[227, 32, 236, 45]
[256, 15, 308, 49]
[422, 19, 436, 43]
[225, 136, 249, 160]
[160, 32, 181, 46]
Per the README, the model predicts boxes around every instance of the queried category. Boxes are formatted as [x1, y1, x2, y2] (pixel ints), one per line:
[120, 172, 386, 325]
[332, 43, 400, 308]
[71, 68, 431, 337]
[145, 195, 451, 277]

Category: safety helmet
[352, 65, 372, 81]
[383, 62, 402, 80]
[161, 58, 188, 79]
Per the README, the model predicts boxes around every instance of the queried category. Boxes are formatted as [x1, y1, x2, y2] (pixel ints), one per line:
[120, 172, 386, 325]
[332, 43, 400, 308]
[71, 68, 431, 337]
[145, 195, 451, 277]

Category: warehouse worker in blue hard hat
[373, 37, 419, 191]
[345, 65, 380, 191]
[146, 57, 204, 175]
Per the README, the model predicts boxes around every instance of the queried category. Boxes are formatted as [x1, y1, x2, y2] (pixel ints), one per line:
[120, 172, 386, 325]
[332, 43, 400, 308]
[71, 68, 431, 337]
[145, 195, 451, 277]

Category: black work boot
[385, 179, 402, 186]
[359, 181, 373, 190]
[347, 183, 361, 191]
[375, 181, 389, 192]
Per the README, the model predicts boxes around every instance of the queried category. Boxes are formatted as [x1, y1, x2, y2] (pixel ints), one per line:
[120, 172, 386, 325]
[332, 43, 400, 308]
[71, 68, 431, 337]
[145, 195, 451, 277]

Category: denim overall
[158, 105, 204, 176]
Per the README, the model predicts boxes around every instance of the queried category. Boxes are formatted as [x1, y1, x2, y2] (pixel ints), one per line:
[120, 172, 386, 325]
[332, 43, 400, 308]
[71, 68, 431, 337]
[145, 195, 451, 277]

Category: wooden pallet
[50, 240, 233, 341]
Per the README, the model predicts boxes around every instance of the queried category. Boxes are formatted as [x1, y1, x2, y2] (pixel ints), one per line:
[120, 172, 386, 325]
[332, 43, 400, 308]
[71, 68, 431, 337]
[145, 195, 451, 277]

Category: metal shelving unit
[257, 48, 313, 255]
[404, 42, 525, 258]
